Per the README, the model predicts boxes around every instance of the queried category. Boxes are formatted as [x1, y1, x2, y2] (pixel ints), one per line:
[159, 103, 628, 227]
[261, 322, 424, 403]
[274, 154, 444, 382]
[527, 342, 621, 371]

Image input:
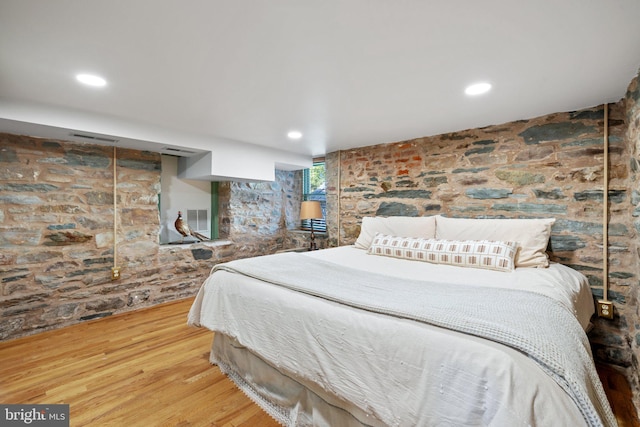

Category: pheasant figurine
[174, 211, 210, 242]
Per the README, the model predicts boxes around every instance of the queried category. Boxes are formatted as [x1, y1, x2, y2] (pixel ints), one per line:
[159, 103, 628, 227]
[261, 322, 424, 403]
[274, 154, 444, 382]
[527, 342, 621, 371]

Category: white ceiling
[1, 0, 640, 159]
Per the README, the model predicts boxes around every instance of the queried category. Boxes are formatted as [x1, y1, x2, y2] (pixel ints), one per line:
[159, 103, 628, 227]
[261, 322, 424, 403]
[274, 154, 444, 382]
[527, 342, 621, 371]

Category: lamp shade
[300, 201, 323, 220]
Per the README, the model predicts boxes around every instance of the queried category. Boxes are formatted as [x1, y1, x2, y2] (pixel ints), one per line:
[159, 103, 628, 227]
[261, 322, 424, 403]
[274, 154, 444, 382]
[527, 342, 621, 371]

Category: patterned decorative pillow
[368, 233, 518, 272]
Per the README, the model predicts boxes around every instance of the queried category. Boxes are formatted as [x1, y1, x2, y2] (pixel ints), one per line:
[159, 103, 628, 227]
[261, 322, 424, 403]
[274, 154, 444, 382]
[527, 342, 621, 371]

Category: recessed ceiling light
[465, 82, 491, 96]
[287, 130, 303, 140]
[76, 73, 107, 87]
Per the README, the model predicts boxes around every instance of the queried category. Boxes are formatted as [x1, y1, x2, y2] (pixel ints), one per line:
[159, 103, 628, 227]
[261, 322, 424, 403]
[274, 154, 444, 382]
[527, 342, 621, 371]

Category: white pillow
[434, 216, 555, 268]
[354, 216, 437, 250]
[368, 233, 517, 272]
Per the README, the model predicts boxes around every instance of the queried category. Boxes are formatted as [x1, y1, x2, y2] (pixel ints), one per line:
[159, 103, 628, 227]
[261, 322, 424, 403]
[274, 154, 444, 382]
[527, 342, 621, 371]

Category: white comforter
[189, 246, 608, 427]
[308, 246, 595, 331]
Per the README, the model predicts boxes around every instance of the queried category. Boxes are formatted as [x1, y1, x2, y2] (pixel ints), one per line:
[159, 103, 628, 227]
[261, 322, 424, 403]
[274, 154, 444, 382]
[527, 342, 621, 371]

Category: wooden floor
[597, 363, 640, 427]
[0, 298, 278, 426]
[0, 298, 638, 427]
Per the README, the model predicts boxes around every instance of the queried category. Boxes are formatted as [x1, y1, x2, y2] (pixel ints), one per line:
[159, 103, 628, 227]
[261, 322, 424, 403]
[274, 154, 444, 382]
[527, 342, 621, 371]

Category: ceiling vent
[70, 132, 119, 143]
[163, 147, 196, 154]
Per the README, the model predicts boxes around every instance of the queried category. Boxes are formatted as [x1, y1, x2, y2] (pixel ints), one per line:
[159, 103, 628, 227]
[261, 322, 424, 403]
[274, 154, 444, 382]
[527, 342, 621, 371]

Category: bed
[188, 215, 616, 427]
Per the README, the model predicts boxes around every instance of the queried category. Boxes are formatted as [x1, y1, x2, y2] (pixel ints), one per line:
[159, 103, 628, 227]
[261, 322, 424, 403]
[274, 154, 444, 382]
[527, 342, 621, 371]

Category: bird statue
[174, 211, 210, 242]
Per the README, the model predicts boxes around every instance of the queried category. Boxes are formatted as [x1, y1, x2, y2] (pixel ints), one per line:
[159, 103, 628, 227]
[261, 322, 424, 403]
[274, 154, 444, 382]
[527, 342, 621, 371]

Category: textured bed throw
[190, 252, 616, 427]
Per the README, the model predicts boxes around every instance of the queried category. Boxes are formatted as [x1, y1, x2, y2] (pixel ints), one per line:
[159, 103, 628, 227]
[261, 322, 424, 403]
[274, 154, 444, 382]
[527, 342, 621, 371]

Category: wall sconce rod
[602, 103, 609, 300]
[597, 103, 613, 319]
[112, 146, 120, 280]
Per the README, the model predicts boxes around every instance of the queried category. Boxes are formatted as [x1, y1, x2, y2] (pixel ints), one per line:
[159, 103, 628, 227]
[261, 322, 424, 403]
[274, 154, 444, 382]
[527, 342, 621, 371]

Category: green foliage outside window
[308, 163, 325, 193]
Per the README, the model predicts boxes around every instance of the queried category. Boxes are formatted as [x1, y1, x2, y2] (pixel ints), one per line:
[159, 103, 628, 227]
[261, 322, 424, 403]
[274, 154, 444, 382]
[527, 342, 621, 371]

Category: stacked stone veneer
[626, 71, 640, 409]
[0, 134, 301, 341]
[326, 71, 640, 411]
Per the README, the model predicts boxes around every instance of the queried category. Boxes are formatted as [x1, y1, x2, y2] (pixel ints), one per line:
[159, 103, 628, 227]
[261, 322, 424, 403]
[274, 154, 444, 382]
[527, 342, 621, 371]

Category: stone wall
[0, 134, 300, 341]
[325, 96, 640, 407]
[221, 172, 302, 248]
[625, 70, 640, 409]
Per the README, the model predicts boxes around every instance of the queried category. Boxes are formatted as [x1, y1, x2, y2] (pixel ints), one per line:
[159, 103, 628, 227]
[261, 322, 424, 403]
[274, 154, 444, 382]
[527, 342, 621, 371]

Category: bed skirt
[211, 333, 383, 427]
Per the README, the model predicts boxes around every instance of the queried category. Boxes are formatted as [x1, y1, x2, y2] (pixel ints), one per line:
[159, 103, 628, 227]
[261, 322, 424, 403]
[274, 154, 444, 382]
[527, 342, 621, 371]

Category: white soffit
[0, 99, 311, 180]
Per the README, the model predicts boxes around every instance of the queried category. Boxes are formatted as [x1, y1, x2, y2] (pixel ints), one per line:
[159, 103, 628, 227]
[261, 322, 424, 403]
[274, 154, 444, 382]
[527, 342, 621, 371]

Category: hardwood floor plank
[597, 363, 640, 427]
[0, 297, 636, 426]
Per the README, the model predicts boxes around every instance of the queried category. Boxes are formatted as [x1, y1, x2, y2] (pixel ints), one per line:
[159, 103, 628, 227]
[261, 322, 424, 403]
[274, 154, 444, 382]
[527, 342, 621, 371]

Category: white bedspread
[189, 246, 610, 427]
[307, 246, 595, 330]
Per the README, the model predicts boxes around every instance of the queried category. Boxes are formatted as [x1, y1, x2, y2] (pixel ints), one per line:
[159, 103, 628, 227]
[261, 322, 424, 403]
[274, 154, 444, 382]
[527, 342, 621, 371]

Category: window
[302, 160, 326, 232]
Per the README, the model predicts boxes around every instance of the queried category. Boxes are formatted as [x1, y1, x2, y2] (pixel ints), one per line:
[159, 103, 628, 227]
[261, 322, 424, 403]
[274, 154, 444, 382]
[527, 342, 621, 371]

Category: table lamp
[300, 201, 323, 250]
